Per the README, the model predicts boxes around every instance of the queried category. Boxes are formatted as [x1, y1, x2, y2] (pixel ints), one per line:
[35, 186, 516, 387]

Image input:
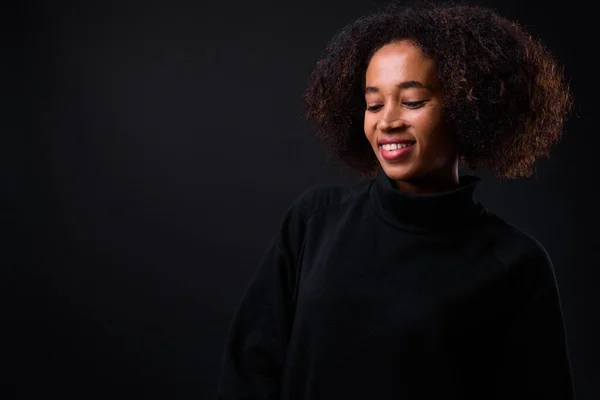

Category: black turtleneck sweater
[216, 169, 574, 400]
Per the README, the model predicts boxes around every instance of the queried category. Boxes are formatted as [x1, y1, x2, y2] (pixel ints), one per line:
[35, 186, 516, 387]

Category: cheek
[416, 116, 456, 161]
[363, 114, 376, 139]
[413, 108, 445, 141]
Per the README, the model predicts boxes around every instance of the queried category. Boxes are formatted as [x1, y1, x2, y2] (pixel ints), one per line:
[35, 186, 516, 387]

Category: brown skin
[364, 40, 460, 194]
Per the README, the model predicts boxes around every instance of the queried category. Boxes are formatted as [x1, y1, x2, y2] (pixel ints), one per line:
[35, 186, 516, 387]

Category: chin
[379, 163, 420, 182]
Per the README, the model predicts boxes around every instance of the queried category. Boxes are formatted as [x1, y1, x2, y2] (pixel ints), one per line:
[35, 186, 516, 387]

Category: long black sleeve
[216, 187, 319, 400]
[494, 245, 574, 399]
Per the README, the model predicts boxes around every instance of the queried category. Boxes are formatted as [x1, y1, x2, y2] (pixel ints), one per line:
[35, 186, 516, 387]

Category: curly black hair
[304, 1, 572, 180]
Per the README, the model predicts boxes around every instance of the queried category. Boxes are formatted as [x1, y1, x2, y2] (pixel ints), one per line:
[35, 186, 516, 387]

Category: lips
[378, 138, 416, 145]
[379, 141, 415, 161]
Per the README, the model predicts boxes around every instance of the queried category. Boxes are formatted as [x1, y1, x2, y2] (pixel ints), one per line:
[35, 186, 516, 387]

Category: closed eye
[366, 101, 427, 112]
[404, 101, 426, 109]
[366, 104, 383, 112]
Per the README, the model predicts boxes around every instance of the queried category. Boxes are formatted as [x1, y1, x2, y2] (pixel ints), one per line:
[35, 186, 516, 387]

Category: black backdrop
[6, 0, 599, 398]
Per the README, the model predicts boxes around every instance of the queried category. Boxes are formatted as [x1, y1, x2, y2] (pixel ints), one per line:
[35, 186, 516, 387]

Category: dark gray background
[6, 0, 598, 398]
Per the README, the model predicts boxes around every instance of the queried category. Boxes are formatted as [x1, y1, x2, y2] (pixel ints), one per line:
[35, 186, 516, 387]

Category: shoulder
[273, 180, 370, 251]
[285, 180, 370, 222]
[482, 211, 555, 282]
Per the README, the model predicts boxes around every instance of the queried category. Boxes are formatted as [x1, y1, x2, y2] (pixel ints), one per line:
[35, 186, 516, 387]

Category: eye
[403, 101, 426, 109]
[366, 104, 383, 112]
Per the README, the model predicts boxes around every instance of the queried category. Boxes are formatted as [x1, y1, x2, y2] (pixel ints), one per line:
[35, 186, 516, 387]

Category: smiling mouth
[379, 142, 415, 150]
[379, 142, 415, 160]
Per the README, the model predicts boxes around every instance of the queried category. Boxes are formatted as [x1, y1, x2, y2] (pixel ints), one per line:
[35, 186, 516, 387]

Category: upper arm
[494, 240, 574, 399]
[216, 184, 336, 399]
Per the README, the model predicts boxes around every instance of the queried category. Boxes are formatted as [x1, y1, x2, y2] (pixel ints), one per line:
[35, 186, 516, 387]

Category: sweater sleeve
[216, 187, 322, 400]
[494, 243, 575, 399]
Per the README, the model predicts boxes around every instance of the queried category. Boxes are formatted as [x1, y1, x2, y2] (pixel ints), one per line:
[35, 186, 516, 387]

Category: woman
[217, 2, 574, 399]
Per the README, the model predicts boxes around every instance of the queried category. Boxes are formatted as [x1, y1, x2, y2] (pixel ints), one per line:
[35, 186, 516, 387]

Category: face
[364, 40, 459, 193]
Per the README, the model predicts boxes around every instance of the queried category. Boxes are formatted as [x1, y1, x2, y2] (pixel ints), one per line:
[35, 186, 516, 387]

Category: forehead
[365, 40, 438, 85]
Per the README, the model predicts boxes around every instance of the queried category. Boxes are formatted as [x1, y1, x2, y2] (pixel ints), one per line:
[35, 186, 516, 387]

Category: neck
[370, 167, 485, 233]
[392, 167, 460, 195]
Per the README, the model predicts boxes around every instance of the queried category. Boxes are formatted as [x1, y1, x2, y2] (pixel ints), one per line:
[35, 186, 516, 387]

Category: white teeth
[382, 143, 413, 151]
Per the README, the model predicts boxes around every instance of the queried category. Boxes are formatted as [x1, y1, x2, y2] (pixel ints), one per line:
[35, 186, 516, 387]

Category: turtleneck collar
[369, 168, 486, 233]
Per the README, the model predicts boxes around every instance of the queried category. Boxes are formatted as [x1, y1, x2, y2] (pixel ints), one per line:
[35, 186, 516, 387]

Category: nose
[377, 107, 408, 132]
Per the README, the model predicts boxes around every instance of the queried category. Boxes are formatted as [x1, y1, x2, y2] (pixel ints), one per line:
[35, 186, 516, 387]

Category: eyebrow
[364, 80, 430, 94]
